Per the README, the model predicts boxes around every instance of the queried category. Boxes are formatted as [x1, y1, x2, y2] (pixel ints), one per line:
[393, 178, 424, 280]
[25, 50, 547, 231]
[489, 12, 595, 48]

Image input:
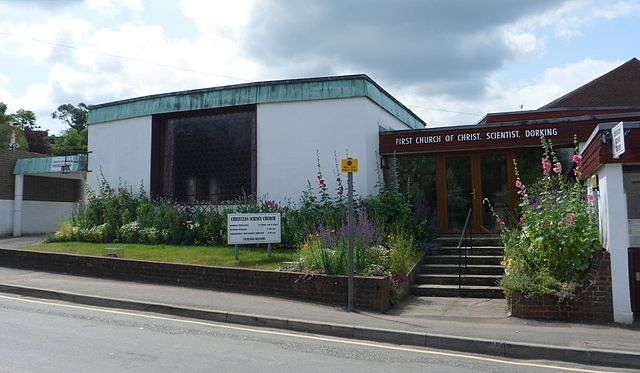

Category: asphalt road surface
[0, 294, 630, 373]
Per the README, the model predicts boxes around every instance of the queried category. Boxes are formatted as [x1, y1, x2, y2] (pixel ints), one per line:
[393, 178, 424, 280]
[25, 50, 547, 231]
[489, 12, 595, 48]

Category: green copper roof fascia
[14, 154, 88, 175]
[363, 81, 424, 130]
[88, 76, 425, 129]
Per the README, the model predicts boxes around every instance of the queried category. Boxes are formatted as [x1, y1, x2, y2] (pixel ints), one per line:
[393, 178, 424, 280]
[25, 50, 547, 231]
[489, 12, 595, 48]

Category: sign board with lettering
[341, 158, 358, 173]
[379, 121, 599, 155]
[50, 156, 71, 173]
[612, 121, 625, 159]
[227, 213, 281, 245]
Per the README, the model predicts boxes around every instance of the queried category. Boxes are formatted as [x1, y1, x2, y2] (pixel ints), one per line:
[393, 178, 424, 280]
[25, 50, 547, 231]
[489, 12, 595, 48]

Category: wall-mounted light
[590, 174, 599, 191]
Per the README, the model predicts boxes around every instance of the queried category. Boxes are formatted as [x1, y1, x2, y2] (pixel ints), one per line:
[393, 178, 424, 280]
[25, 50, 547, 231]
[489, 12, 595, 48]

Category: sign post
[341, 158, 358, 312]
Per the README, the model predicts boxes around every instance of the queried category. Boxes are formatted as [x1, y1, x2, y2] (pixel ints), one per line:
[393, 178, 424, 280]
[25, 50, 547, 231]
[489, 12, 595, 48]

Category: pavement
[1, 236, 639, 369]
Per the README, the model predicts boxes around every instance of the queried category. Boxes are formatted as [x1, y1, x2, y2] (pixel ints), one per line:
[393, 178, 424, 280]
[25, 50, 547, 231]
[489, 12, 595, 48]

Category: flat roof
[88, 74, 426, 129]
[14, 154, 88, 177]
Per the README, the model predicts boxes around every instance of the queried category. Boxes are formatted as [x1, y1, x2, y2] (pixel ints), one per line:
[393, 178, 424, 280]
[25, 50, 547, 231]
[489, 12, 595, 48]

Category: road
[0, 294, 630, 373]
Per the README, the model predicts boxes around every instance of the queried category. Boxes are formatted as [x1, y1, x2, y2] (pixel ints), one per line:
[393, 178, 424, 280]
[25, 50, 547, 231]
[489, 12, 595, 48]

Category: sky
[0, 0, 639, 134]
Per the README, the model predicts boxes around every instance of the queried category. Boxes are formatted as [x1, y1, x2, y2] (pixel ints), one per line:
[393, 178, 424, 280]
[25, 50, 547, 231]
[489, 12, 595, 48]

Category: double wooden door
[437, 152, 514, 234]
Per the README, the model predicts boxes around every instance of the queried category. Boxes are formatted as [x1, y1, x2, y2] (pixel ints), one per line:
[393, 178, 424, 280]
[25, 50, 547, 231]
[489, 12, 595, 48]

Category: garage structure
[0, 149, 86, 237]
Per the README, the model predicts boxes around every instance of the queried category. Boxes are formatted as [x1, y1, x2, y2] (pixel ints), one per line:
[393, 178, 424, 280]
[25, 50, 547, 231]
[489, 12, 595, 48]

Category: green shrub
[54, 221, 74, 241]
[119, 221, 140, 243]
[74, 176, 148, 242]
[138, 227, 168, 245]
[388, 233, 416, 274]
[488, 138, 601, 297]
[362, 158, 433, 242]
[87, 223, 108, 243]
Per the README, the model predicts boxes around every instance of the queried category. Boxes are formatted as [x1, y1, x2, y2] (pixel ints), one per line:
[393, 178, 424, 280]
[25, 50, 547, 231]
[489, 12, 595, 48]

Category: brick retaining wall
[510, 251, 613, 322]
[0, 248, 391, 311]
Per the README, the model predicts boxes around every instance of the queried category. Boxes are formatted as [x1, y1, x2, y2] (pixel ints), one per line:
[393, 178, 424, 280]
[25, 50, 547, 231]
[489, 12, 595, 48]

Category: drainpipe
[13, 174, 23, 237]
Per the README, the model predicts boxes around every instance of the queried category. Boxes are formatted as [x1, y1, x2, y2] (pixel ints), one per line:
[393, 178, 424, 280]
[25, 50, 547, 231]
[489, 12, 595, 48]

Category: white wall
[0, 200, 13, 235]
[256, 97, 412, 204]
[0, 199, 77, 235]
[596, 164, 634, 324]
[88, 116, 152, 194]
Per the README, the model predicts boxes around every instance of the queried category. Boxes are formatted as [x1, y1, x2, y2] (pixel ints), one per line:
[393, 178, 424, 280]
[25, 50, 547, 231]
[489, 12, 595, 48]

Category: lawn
[22, 242, 297, 270]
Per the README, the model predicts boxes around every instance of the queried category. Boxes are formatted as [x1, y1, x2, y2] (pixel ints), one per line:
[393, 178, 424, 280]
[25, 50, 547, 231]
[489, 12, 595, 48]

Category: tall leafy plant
[487, 138, 601, 297]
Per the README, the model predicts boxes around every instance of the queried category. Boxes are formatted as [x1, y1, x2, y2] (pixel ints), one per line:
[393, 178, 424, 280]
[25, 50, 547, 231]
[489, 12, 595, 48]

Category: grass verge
[22, 242, 297, 270]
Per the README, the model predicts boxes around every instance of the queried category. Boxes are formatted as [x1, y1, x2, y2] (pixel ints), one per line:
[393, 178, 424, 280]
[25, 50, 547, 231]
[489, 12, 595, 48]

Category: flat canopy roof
[88, 74, 426, 130]
[14, 154, 88, 179]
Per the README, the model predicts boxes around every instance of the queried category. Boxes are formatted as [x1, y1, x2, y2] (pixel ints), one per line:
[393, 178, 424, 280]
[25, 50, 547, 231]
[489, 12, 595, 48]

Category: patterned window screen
[159, 109, 254, 203]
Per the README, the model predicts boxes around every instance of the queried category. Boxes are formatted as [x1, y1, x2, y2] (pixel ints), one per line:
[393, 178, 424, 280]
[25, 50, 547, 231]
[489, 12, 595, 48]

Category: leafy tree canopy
[51, 103, 88, 132]
[48, 128, 87, 155]
[0, 102, 30, 150]
[13, 109, 38, 129]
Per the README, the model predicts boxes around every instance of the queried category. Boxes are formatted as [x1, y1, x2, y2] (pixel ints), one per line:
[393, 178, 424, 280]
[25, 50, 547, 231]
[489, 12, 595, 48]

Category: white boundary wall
[88, 116, 152, 194]
[0, 199, 77, 235]
[256, 97, 411, 204]
[596, 164, 634, 324]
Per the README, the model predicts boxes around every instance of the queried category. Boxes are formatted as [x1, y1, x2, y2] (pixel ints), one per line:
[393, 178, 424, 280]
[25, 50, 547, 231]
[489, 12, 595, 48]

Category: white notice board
[227, 213, 281, 245]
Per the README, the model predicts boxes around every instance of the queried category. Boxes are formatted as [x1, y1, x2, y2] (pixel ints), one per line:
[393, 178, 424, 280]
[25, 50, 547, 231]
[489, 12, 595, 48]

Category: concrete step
[411, 284, 504, 298]
[436, 236, 502, 247]
[420, 264, 504, 276]
[415, 273, 502, 287]
[436, 246, 504, 256]
[424, 255, 503, 266]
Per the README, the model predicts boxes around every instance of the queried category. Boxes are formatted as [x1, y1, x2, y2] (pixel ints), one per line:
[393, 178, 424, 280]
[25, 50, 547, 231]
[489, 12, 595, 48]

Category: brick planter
[509, 251, 613, 323]
[394, 251, 426, 303]
[0, 248, 391, 312]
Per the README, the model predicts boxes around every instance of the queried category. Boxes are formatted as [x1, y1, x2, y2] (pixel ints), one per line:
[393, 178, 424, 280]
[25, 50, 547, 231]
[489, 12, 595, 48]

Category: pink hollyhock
[587, 194, 595, 204]
[497, 220, 506, 231]
[565, 214, 575, 224]
[541, 159, 552, 175]
[515, 180, 524, 189]
[572, 154, 582, 164]
[553, 163, 562, 174]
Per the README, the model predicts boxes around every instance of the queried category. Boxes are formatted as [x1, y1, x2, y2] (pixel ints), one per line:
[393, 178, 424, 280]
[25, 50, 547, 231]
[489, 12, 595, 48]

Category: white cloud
[503, 31, 545, 56]
[407, 58, 624, 127]
[0, 0, 636, 134]
[511, 0, 640, 40]
[85, 0, 144, 17]
[180, 0, 254, 37]
[0, 17, 92, 62]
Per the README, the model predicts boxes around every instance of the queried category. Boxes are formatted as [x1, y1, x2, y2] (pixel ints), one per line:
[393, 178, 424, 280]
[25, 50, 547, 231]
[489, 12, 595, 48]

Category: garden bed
[509, 251, 613, 323]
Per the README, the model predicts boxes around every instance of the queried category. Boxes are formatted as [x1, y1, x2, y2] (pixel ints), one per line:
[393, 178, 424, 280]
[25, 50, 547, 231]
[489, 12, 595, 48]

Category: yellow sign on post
[341, 158, 358, 173]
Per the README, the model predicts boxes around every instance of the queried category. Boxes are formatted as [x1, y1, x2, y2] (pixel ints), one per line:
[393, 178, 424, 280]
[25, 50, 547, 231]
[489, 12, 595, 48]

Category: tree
[49, 128, 87, 155]
[13, 109, 38, 130]
[24, 127, 51, 154]
[0, 102, 29, 150]
[51, 103, 88, 132]
[50, 102, 89, 155]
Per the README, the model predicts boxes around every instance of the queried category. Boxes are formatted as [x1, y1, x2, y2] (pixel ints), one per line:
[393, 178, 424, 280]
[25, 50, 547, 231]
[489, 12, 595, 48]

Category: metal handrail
[457, 208, 473, 293]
